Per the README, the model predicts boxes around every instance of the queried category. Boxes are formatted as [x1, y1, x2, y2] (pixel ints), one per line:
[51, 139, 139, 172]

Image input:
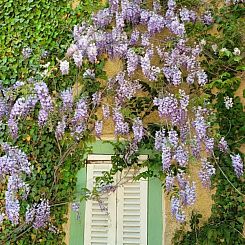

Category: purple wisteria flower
[127, 49, 139, 76]
[141, 33, 150, 47]
[72, 123, 87, 141]
[180, 182, 196, 206]
[8, 95, 38, 138]
[34, 81, 53, 126]
[93, 8, 113, 28]
[5, 190, 20, 225]
[102, 105, 110, 119]
[25, 199, 50, 229]
[66, 44, 78, 57]
[180, 125, 189, 143]
[191, 136, 201, 158]
[204, 137, 214, 154]
[168, 129, 178, 148]
[115, 72, 141, 104]
[0, 97, 8, 121]
[193, 109, 208, 140]
[199, 158, 216, 188]
[61, 88, 73, 111]
[73, 51, 83, 67]
[163, 66, 182, 86]
[218, 137, 229, 153]
[153, 94, 178, 119]
[92, 92, 102, 107]
[87, 43, 98, 63]
[162, 144, 171, 171]
[154, 129, 166, 151]
[72, 98, 88, 125]
[179, 89, 189, 110]
[55, 117, 66, 140]
[129, 30, 140, 45]
[169, 19, 186, 36]
[174, 145, 188, 167]
[153, 0, 162, 13]
[132, 118, 144, 143]
[177, 173, 188, 190]
[140, 9, 152, 24]
[22, 47, 32, 59]
[60, 60, 69, 75]
[168, 0, 176, 10]
[166, 174, 175, 192]
[95, 120, 103, 138]
[230, 154, 244, 178]
[109, 0, 119, 12]
[71, 202, 80, 220]
[202, 11, 214, 25]
[116, 13, 125, 29]
[72, 202, 80, 212]
[196, 70, 208, 85]
[141, 49, 161, 81]
[179, 8, 191, 22]
[113, 108, 129, 135]
[148, 14, 165, 35]
[121, 0, 141, 24]
[179, 8, 197, 23]
[0, 143, 31, 225]
[171, 196, 185, 223]
[0, 143, 31, 176]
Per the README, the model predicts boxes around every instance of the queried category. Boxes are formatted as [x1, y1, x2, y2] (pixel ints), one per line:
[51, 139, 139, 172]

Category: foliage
[0, 0, 244, 244]
[0, 0, 100, 87]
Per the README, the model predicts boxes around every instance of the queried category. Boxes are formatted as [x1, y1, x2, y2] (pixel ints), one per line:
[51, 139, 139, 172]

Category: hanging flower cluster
[0, 143, 31, 225]
[25, 199, 50, 229]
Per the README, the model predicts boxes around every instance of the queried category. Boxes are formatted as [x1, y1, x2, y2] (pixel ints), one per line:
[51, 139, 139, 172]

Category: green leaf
[236, 65, 245, 71]
[237, 216, 244, 224]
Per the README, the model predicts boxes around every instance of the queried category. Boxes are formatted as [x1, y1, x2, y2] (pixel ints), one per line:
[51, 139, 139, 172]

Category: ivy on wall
[0, 0, 99, 86]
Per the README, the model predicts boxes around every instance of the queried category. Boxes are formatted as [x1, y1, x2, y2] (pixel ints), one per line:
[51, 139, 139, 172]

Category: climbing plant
[173, 1, 245, 244]
[0, 0, 244, 244]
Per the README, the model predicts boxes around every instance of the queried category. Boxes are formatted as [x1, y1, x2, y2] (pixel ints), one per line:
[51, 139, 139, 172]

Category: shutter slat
[116, 167, 148, 245]
[84, 164, 116, 245]
[84, 158, 148, 245]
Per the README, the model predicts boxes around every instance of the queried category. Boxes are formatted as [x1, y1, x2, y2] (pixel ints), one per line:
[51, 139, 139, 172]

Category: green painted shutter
[148, 177, 163, 245]
[70, 142, 163, 245]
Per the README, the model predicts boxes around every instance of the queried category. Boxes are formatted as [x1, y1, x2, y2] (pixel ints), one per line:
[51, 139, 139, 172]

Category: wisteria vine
[0, 0, 244, 236]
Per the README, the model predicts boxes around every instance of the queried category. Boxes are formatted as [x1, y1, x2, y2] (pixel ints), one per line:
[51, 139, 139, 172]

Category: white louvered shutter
[84, 163, 117, 245]
[116, 167, 148, 245]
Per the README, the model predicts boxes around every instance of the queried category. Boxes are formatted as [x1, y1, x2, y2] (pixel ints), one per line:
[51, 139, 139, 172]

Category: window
[84, 155, 148, 245]
[69, 141, 163, 245]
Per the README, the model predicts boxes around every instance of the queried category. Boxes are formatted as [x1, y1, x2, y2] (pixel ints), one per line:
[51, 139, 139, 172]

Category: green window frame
[69, 141, 163, 245]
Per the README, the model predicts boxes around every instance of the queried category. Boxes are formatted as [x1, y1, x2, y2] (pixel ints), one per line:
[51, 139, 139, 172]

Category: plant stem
[213, 153, 244, 196]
